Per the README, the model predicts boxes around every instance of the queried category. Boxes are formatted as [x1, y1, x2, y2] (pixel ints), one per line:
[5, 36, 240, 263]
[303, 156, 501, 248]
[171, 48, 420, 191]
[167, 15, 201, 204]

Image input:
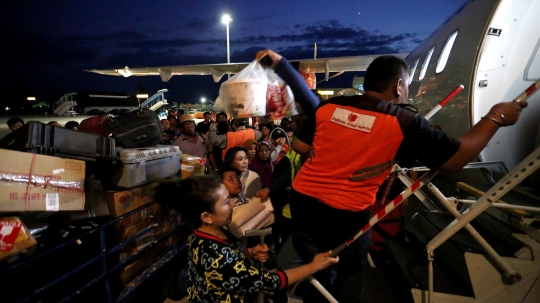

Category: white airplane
[85, 52, 408, 83]
[405, 0, 540, 186]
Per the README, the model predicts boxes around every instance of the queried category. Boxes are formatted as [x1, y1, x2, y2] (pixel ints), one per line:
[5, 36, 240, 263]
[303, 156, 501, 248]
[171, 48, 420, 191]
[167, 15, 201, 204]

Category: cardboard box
[179, 153, 206, 179]
[0, 217, 37, 265]
[105, 182, 158, 218]
[0, 149, 85, 211]
[120, 239, 173, 285]
[114, 202, 160, 231]
[118, 212, 174, 260]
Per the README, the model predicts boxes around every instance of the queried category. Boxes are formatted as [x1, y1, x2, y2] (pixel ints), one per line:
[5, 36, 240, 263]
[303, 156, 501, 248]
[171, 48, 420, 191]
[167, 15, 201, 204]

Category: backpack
[107, 108, 163, 148]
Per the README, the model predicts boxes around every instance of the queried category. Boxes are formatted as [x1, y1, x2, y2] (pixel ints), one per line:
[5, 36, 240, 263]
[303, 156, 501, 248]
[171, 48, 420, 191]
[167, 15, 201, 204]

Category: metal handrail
[0, 200, 183, 303]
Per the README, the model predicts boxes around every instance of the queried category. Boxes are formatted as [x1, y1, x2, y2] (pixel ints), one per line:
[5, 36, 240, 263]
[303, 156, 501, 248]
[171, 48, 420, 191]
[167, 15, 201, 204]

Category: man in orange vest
[256, 49, 526, 303]
[209, 118, 262, 160]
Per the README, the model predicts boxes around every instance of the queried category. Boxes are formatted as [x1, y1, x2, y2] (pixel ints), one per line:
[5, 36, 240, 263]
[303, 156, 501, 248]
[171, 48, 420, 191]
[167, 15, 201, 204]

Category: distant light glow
[221, 14, 232, 24]
[27, 97, 36, 101]
[136, 94, 149, 98]
[201, 97, 206, 103]
[5, 106, 10, 110]
[318, 90, 334, 95]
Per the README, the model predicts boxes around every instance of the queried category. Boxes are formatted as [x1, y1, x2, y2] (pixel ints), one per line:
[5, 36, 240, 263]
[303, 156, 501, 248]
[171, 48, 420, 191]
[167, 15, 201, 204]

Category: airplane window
[419, 47, 435, 80]
[525, 38, 540, 80]
[436, 31, 458, 73]
[409, 58, 419, 84]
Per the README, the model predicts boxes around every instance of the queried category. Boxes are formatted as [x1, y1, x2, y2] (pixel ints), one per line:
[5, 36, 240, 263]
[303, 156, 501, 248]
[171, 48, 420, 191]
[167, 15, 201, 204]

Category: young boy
[219, 166, 249, 206]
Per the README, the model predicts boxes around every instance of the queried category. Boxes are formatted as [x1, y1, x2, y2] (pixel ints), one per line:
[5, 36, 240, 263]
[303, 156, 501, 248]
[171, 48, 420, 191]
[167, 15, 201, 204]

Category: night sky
[2, 0, 467, 113]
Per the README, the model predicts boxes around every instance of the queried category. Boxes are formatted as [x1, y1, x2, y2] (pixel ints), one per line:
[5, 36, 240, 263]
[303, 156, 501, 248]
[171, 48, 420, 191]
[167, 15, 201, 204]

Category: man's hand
[255, 49, 282, 69]
[255, 188, 270, 201]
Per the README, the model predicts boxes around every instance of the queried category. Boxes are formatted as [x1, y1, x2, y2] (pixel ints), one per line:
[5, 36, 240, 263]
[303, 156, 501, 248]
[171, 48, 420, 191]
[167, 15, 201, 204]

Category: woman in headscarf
[243, 138, 258, 164]
[248, 141, 276, 189]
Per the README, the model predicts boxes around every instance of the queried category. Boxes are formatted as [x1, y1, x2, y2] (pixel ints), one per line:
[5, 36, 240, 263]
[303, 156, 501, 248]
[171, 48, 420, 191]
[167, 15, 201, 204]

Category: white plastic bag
[216, 60, 267, 118]
[266, 69, 298, 120]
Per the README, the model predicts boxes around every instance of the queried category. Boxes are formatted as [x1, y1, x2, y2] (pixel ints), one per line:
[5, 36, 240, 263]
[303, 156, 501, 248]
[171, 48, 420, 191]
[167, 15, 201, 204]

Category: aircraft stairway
[381, 178, 540, 303]
[53, 92, 78, 116]
[140, 89, 168, 110]
[148, 100, 167, 111]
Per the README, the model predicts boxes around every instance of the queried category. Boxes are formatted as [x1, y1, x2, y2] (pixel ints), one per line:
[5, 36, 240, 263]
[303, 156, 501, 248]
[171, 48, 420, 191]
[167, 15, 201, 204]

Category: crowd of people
[6, 117, 80, 132]
[5, 47, 526, 302]
[154, 48, 526, 303]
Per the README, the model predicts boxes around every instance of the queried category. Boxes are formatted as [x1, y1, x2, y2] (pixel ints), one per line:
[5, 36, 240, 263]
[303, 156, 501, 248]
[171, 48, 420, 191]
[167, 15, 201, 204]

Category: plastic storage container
[0, 121, 116, 161]
[107, 146, 181, 188]
[219, 79, 267, 118]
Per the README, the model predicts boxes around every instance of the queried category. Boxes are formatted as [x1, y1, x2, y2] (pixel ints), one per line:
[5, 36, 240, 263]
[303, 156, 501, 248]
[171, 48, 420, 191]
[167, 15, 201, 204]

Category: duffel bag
[79, 114, 111, 137]
[107, 108, 162, 148]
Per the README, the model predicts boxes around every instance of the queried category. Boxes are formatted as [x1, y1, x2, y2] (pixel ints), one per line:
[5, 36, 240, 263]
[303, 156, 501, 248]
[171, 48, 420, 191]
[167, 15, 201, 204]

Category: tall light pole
[201, 97, 206, 111]
[222, 13, 232, 65]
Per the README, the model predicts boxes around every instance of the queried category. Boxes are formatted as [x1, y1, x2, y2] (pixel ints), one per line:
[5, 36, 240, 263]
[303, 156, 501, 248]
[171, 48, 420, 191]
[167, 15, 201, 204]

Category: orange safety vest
[293, 102, 403, 211]
[222, 129, 256, 159]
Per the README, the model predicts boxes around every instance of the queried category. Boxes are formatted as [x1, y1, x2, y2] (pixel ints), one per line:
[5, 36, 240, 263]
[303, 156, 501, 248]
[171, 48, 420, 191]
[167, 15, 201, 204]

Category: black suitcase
[0, 121, 117, 161]
[107, 108, 163, 148]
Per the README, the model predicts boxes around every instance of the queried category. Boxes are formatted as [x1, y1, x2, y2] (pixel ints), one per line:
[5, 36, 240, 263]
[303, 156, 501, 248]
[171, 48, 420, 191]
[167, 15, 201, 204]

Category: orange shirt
[222, 129, 256, 159]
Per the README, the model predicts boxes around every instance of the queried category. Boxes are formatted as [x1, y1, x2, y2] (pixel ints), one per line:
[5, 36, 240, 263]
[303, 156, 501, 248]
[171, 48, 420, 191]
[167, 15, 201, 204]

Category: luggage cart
[0, 201, 185, 303]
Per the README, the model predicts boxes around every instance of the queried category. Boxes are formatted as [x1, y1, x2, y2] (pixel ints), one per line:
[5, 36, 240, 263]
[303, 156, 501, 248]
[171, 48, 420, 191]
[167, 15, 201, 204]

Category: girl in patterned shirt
[156, 175, 338, 303]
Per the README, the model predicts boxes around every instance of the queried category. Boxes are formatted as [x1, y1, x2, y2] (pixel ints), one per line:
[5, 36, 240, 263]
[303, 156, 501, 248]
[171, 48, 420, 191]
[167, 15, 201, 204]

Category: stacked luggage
[0, 108, 187, 302]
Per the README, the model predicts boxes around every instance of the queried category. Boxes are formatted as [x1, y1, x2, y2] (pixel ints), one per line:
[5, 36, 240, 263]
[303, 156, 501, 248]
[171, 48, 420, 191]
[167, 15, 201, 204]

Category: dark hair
[260, 122, 274, 132]
[231, 118, 246, 127]
[217, 121, 229, 134]
[280, 118, 291, 128]
[177, 109, 185, 115]
[7, 117, 24, 127]
[203, 111, 211, 116]
[218, 166, 241, 179]
[271, 128, 286, 140]
[222, 147, 248, 170]
[65, 121, 79, 129]
[363, 55, 409, 93]
[154, 175, 222, 227]
[167, 114, 176, 120]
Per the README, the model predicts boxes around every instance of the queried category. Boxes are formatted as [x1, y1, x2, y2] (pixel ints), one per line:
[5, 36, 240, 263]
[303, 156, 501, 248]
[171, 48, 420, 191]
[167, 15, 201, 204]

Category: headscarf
[248, 141, 275, 188]
[242, 138, 257, 163]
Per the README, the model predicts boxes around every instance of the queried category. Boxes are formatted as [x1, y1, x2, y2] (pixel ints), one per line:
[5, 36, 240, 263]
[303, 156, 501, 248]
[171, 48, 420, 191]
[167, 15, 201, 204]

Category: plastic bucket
[220, 79, 266, 118]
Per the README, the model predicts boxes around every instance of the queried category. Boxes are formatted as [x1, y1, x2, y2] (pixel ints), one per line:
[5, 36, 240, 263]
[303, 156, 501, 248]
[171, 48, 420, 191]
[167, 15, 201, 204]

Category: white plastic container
[220, 79, 267, 118]
[109, 145, 181, 188]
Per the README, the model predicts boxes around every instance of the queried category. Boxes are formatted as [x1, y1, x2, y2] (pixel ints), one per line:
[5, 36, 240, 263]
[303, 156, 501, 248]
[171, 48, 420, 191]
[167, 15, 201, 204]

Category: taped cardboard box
[120, 238, 173, 285]
[0, 217, 37, 266]
[0, 149, 85, 211]
[104, 182, 158, 218]
[118, 212, 174, 260]
[114, 202, 161, 231]
[179, 153, 206, 179]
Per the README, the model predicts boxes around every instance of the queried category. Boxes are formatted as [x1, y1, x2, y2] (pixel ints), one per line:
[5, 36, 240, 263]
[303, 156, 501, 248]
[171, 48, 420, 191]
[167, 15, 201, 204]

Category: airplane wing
[85, 53, 409, 83]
